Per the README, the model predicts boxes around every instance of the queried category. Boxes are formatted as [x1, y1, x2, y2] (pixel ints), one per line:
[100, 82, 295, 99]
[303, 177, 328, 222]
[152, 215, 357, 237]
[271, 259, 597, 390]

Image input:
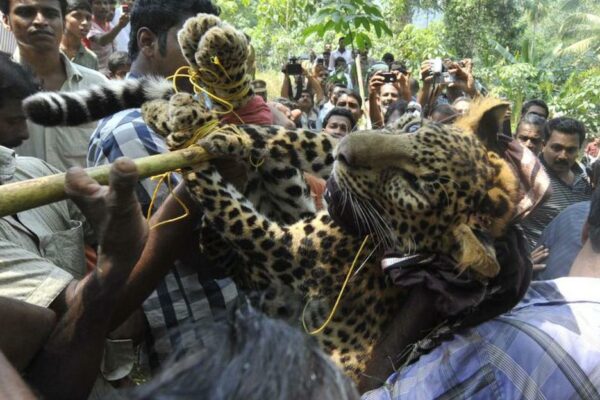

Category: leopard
[22, 12, 520, 381]
[142, 94, 520, 381]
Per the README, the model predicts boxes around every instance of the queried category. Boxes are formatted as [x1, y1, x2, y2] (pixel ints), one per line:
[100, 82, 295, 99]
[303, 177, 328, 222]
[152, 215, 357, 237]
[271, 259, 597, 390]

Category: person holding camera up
[368, 69, 412, 129]
[417, 58, 478, 117]
[280, 58, 323, 101]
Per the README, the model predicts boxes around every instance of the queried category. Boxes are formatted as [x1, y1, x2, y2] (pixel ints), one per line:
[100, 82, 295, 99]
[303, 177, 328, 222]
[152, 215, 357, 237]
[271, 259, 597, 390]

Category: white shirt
[111, 6, 131, 53]
[328, 48, 353, 71]
[13, 51, 108, 170]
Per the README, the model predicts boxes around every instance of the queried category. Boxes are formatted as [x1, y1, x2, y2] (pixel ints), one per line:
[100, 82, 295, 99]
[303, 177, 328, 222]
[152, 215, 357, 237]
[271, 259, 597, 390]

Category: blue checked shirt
[88, 108, 239, 368]
[362, 278, 600, 400]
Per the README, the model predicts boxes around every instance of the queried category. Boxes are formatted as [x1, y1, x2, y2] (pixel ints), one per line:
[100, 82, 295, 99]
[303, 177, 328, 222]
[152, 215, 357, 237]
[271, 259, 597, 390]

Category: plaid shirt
[88, 108, 239, 368]
[362, 278, 600, 400]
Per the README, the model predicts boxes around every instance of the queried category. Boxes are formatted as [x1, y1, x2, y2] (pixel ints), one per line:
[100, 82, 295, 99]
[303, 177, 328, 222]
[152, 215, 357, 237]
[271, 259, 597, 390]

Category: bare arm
[0, 352, 36, 400]
[368, 73, 385, 129]
[0, 298, 56, 371]
[280, 72, 293, 99]
[89, 15, 129, 47]
[27, 159, 147, 400]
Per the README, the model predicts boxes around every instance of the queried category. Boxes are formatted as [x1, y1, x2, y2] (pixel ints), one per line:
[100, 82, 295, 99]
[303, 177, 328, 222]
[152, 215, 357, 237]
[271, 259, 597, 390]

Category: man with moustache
[522, 117, 592, 251]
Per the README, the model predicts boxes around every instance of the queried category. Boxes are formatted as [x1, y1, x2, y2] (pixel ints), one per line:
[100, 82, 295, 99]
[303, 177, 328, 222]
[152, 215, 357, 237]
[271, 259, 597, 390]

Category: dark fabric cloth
[382, 225, 532, 328]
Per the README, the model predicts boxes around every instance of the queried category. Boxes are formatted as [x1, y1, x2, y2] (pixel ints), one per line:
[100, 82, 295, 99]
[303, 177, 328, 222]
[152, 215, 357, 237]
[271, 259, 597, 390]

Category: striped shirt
[521, 158, 592, 251]
[0, 21, 16, 54]
[362, 278, 600, 400]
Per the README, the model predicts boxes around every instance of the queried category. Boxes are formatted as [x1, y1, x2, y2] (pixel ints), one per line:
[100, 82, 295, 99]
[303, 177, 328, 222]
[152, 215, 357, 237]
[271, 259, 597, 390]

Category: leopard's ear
[454, 98, 509, 153]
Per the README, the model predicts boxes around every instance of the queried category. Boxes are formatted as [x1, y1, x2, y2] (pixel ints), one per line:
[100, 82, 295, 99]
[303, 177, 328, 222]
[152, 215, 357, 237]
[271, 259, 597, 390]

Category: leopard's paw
[198, 126, 258, 160]
[141, 99, 171, 138]
[167, 93, 212, 132]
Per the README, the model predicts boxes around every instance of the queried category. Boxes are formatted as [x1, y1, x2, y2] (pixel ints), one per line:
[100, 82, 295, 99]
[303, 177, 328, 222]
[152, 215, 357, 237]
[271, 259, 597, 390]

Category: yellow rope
[145, 171, 190, 230]
[146, 56, 250, 228]
[302, 235, 370, 335]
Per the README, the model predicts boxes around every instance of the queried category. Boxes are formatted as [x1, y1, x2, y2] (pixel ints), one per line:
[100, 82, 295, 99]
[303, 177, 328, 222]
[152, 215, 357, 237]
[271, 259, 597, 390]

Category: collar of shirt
[0, 145, 16, 183]
[539, 155, 585, 183]
[13, 48, 84, 86]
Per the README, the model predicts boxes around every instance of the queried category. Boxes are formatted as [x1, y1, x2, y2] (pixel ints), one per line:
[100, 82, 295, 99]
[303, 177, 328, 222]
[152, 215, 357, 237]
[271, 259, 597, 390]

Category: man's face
[542, 131, 580, 174]
[155, 22, 190, 78]
[297, 91, 313, 110]
[5, 0, 63, 52]
[64, 9, 92, 39]
[516, 122, 543, 154]
[336, 93, 361, 123]
[324, 115, 351, 138]
[525, 105, 548, 119]
[338, 38, 345, 51]
[109, 64, 130, 79]
[330, 86, 343, 104]
[335, 59, 347, 70]
[380, 84, 399, 108]
[0, 99, 29, 148]
[316, 70, 329, 84]
[91, 0, 114, 20]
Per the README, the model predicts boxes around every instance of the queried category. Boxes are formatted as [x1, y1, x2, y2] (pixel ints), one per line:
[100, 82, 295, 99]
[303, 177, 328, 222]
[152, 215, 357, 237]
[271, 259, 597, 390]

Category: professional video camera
[285, 57, 303, 75]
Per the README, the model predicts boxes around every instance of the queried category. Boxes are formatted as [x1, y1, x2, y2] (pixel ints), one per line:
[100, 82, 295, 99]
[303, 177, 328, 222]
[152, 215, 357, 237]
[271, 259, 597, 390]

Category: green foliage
[443, 0, 523, 62]
[380, 22, 450, 71]
[554, 68, 600, 133]
[301, 0, 392, 50]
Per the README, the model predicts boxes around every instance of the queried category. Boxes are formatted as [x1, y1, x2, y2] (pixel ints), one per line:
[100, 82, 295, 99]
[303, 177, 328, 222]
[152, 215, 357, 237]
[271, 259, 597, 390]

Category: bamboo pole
[0, 147, 212, 218]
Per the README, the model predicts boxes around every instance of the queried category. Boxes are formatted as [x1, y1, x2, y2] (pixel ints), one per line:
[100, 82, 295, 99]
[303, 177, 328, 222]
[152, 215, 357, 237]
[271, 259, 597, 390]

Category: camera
[381, 72, 397, 83]
[122, 3, 129, 13]
[429, 58, 455, 86]
[285, 57, 302, 75]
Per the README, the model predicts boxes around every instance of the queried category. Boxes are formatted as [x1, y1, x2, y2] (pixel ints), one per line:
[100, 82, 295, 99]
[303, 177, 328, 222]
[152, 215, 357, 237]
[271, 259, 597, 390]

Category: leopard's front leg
[199, 125, 338, 179]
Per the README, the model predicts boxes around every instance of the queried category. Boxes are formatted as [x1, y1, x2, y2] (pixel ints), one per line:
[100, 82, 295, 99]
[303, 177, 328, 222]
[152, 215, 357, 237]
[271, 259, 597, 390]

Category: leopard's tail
[23, 77, 173, 126]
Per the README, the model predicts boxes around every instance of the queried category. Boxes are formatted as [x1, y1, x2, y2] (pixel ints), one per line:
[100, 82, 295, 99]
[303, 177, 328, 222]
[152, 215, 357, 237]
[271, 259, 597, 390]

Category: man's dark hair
[516, 112, 546, 133]
[588, 185, 600, 253]
[323, 107, 356, 130]
[1, 0, 67, 16]
[327, 82, 347, 95]
[108, 51, 131, 73]
[336, 88, 362, 108]
[66, 0, 92, 14]
[128, 0, 220, 60]
[382, 52, 394, 64]
[273, 97, 296, 110]
[431, 103, 458, 124]
[130, 306, 359, 400]
[384, 99, 408, 124]
[543, 116, 586, 147]
[520, 99, 549, 119]
[0, 52, 39, 107]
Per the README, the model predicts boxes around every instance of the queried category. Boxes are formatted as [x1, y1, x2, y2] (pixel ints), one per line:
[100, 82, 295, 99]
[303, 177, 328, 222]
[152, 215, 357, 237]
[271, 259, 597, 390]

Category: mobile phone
[122, 4, 129, 13]
[381, 72, 396, 83]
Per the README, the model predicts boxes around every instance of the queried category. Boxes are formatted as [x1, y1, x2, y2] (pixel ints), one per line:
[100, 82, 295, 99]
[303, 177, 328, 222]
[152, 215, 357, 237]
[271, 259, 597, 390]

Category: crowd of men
[0, 0, 599, 398]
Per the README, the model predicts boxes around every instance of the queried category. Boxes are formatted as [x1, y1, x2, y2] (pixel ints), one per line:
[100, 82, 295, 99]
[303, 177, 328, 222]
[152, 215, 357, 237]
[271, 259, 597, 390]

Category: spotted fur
[153, 98, 519, 381]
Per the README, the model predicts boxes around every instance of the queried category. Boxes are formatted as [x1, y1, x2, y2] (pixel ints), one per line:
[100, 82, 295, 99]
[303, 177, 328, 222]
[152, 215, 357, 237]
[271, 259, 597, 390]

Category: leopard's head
[326, 98, 519, 277]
